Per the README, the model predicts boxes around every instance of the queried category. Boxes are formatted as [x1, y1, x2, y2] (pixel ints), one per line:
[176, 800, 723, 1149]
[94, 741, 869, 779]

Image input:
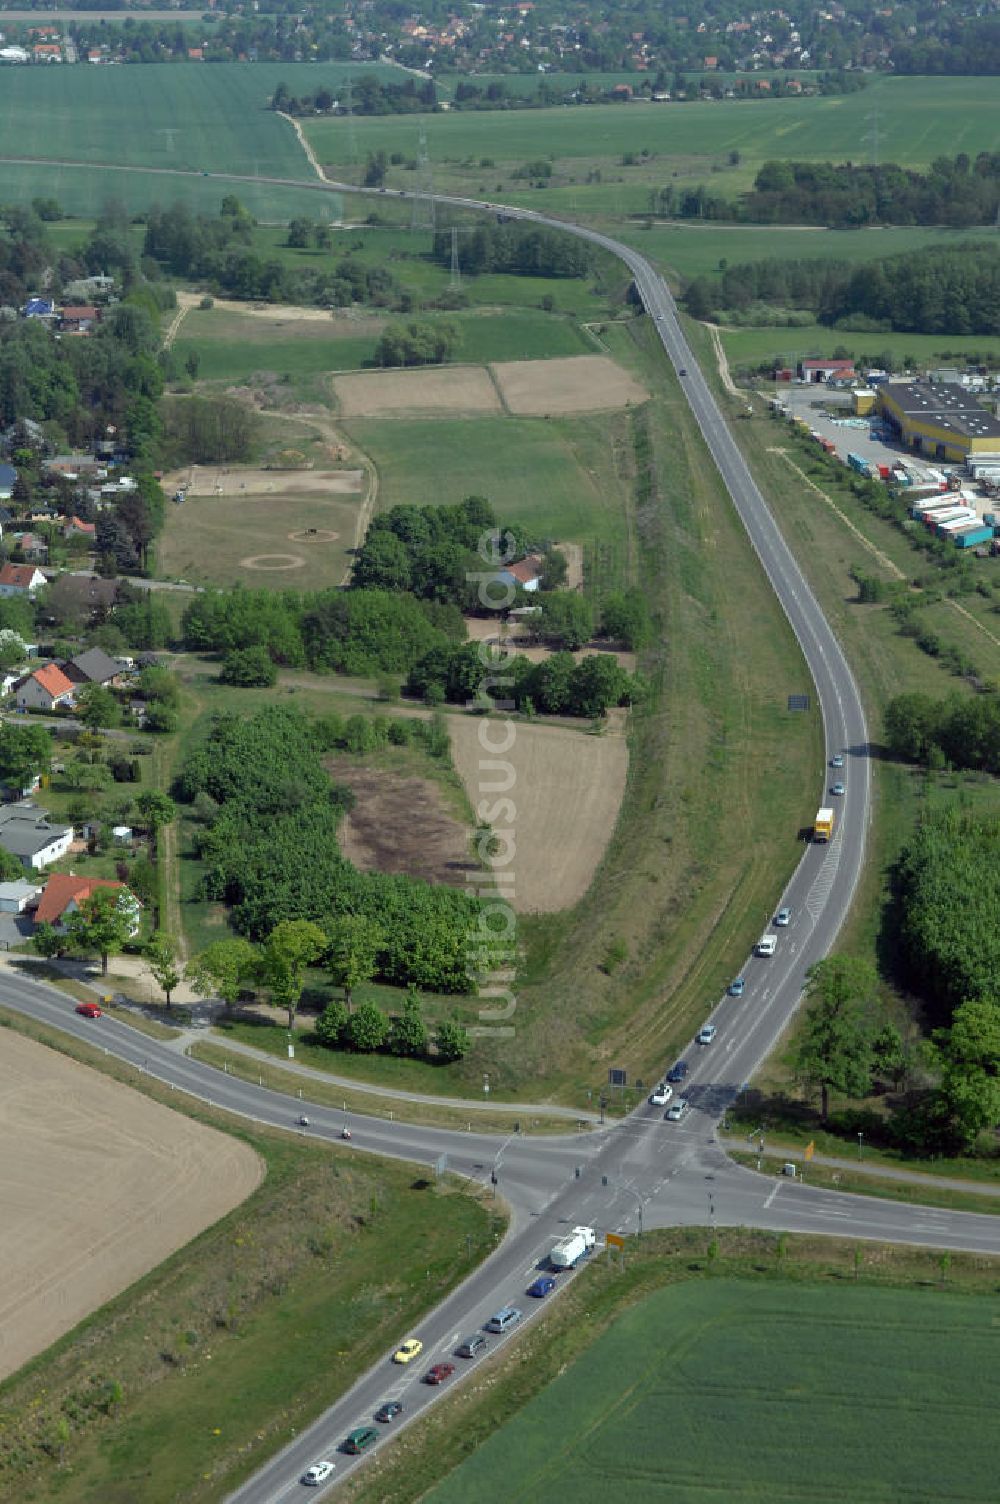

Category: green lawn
[173, 333, 378, 383]
[425, 1279, 1000, 1504]
[344, 411, 627, 541]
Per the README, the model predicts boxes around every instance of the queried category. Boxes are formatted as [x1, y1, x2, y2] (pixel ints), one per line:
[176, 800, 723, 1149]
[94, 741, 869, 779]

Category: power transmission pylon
[344, 74, 357, 170]
[449, 227, 461, 289]
[411, 120, 436, 232]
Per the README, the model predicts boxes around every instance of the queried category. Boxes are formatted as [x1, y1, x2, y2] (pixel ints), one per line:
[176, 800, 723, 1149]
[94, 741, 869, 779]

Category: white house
[15, 662, 75, 711]
[0, 563, 46, 598]
[0, 804, 73, 871]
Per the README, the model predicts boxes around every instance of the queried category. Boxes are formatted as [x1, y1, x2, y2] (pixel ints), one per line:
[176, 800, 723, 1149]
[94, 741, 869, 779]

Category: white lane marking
[763, 1181, 781, 1210]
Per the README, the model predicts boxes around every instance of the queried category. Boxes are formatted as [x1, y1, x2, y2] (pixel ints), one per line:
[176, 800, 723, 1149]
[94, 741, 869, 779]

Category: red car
[76, 1002, 103, 1018]
[424, 1363, 455, 1386]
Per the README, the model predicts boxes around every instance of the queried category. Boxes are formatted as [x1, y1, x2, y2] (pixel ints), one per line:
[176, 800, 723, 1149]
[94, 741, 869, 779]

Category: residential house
[0, 562, 46, 597]
[0, 465, 14, 500]
[496, 552, 545, 594]
[15, 662, 75, 711]
[58, 305, 99, 334]
[23, 297, 55, 320]
[62, 515, 96, 542]
[32, 42, 61, 61]
[62, 646, 125, 689]
[33, 872, 140, 932]
[8, 532, 48, 564]
[0, 804, 73, 871]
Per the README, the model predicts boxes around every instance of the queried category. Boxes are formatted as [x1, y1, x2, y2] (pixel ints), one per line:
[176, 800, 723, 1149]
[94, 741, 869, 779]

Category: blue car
[728, 977, 746, 997]
[666, 1061, 689, 1084]
[528, 1276, 556, 1298]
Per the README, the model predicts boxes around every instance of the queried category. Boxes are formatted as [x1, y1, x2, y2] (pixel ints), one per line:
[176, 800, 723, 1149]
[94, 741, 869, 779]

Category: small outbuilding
[0, 879, 42, 912]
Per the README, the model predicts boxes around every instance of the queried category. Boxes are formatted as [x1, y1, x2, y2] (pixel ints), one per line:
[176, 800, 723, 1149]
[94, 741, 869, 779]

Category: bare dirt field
[447, 717, 628, 913]
[0, 1029, 261, 1380]
[327, 757, 476, 887]
[161, 465, 362, 497]
[332, 365, 502, 418]
[171, 291, 386, 344]
[491, 355, 649, 415]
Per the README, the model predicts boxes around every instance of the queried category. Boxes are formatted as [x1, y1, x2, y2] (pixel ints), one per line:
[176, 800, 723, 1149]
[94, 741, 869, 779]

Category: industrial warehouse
[876, 380, 1000, 465]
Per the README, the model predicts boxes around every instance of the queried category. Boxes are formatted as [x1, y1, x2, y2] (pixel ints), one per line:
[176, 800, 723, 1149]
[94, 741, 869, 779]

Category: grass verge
[728, 1151, 1000, 1217]
[0, 1007, 498, 1504]
[338, 1227, 1000, 1504]
[188, 1041, 586, 1135]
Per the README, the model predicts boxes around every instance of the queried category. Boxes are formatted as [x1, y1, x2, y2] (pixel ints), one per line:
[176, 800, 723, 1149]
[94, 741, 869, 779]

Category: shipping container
[847, 452, 869, 473]
[952, 525, 994, 549]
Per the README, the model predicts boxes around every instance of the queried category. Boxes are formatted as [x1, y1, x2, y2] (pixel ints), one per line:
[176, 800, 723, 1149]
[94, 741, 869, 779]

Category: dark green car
[344, 1427, 378, 1455]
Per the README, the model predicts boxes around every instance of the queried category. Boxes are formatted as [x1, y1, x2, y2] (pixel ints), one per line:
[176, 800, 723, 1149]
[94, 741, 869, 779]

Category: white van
[756, 934, 777, 957]
[485, 1306, 522, 1334]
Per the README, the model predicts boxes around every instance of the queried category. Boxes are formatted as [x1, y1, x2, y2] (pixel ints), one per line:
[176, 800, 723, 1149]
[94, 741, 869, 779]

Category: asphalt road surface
[1, 159, 996, 1500]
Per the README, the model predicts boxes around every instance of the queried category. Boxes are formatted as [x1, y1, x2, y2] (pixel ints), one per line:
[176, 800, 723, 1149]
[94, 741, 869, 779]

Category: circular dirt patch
[240, 553, 306, 571]
[288, 528, 340, 543]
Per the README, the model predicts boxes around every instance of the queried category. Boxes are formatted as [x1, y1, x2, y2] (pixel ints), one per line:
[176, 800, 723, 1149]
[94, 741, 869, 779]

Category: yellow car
[393, 1338, 423, 1365]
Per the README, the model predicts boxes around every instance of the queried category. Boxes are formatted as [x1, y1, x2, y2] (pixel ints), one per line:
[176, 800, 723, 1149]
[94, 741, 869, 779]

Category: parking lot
[775, 385, 951, 480]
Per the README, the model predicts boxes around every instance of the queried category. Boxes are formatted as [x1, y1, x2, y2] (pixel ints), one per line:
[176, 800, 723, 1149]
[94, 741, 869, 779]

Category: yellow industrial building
[877, 381, 1000, 464]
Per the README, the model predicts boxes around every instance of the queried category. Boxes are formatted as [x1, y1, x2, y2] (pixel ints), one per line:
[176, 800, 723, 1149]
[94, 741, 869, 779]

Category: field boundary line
[485, 363, 513, 414]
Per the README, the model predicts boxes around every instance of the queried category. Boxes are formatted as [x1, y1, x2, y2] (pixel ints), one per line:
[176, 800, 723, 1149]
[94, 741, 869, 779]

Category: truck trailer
[814, 808, 834, 843]
[550, 1226, 596, 1270]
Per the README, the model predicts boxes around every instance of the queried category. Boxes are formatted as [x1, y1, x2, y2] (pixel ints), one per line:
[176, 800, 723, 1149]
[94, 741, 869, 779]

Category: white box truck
[550, 1226, 596, 1269]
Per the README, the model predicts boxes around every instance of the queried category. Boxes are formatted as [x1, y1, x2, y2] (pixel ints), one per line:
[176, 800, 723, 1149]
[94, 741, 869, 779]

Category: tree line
[270, 75, 437, 117]
[685, 242, 1000, 337]
[176, 706, 501, 997]
[885, 691, 1000, 775]
[182, 584, 467, 678]
[658, 152, 1000, 229]
[430, 222, 593, 281]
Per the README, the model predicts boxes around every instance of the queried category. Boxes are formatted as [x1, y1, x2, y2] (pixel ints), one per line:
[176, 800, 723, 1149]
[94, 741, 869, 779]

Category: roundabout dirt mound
[240, 553, 306, 571]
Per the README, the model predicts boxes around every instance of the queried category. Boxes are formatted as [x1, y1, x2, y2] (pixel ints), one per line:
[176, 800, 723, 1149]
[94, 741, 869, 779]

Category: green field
[0, 61, 353, 216]
[299, 75, 1000, 223]
[426, 1279, 1000, 1504]
[620, 222, 998, 286]
[174, 309, 590, 387]
[720, 322, 1000, 371]
[344, 412, 624, 541]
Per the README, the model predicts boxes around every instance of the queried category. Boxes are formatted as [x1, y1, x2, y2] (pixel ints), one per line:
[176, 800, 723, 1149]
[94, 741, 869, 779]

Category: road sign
[605, 1232, 626, 1250]
[608, 1068, 626, 1087]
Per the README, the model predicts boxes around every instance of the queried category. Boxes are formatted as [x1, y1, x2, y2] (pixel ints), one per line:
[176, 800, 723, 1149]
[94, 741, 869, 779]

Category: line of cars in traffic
[301, 1286, 561, 1484]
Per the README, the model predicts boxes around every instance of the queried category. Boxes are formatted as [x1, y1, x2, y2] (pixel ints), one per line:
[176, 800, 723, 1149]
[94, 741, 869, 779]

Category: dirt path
[705, 321, 740, 398]
[768, 447, 905, 579]
[162, 289, 199, 349]
[277, 111, 328, 183]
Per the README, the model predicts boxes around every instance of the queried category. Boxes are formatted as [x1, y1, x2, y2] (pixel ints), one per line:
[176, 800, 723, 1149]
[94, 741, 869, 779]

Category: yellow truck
[814, 807, 834, 843]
